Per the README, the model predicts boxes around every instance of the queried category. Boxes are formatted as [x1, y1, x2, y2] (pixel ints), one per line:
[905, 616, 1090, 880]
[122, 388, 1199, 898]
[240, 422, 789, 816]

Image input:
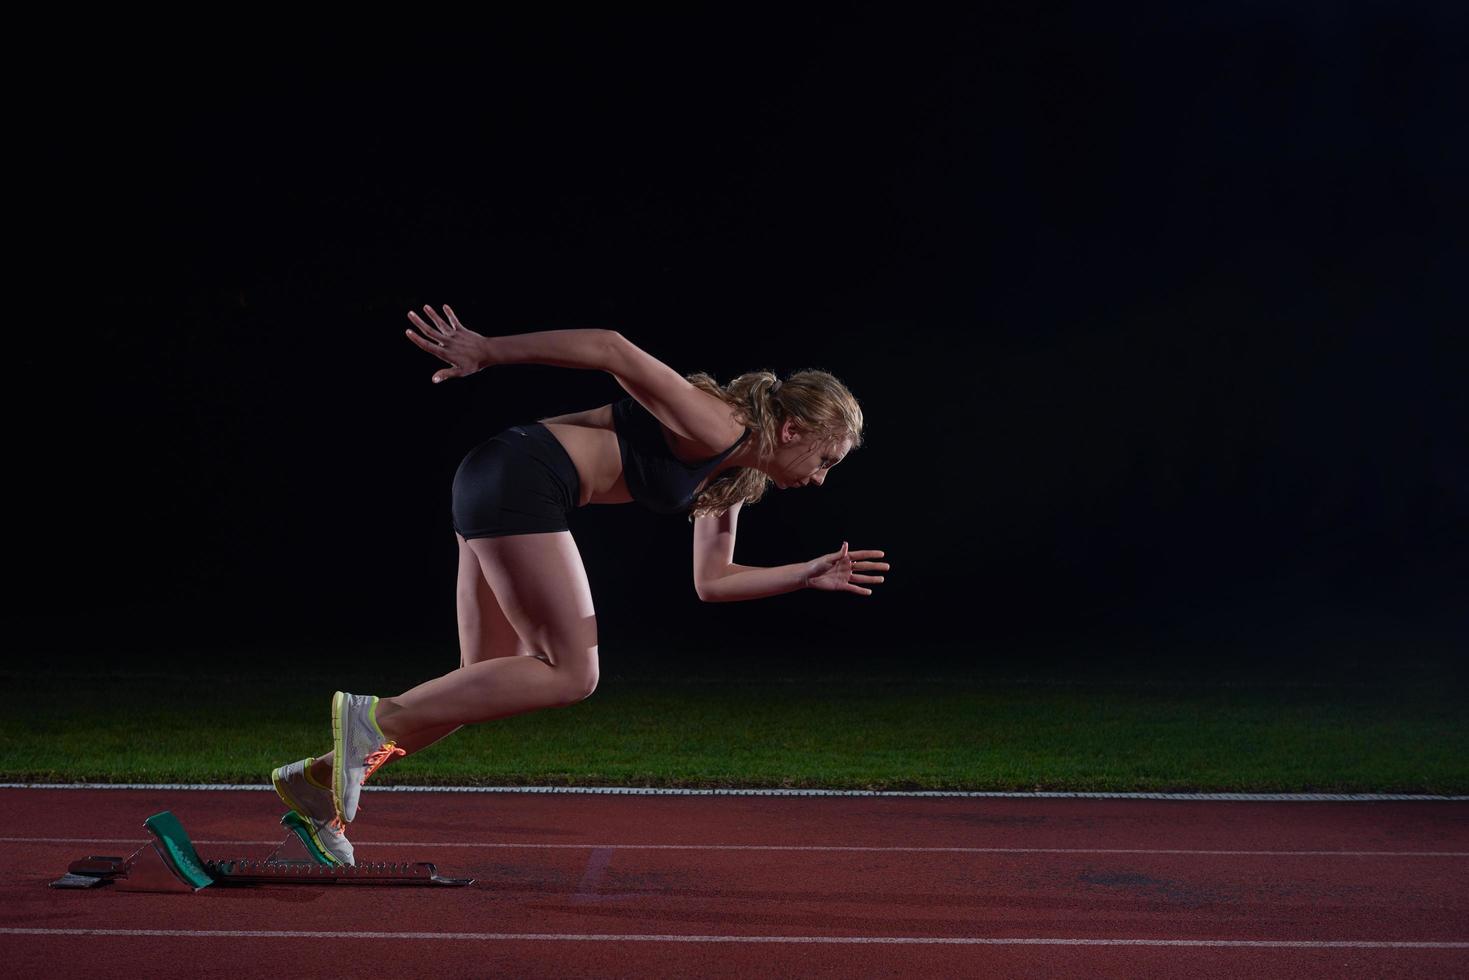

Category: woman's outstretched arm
[405, 304, 618, 383]
[698, 546, 888, 602]
[482, 327, 619, 371]
[693, 482, 889, 602]
[697, 561, 811, 602]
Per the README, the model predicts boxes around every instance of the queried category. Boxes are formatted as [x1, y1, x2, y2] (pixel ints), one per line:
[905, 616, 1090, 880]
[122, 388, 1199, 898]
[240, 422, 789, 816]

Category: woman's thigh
[466, 530, 598, 696]
[455, 532, 547, 668]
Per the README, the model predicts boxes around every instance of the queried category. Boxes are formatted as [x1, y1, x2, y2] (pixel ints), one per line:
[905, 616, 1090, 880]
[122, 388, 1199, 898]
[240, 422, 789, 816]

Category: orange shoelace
[325, 741, 406, 834]
[362, 741, 406, 783]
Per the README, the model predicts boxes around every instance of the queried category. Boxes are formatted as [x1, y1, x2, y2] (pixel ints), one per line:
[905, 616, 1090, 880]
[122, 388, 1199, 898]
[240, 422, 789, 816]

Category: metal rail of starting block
[49, 809, 474, 891]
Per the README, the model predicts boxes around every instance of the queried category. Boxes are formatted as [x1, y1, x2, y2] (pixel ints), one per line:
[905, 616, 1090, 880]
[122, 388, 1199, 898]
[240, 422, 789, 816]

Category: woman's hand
[803, 541, 889, 596]
[404, 304, 492, 384]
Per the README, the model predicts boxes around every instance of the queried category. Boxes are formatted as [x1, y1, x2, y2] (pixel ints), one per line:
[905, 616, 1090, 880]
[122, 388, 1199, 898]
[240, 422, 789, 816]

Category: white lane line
[1, 837, 1464, 857]
[0, 928, 1464, 947]
[3, 784, 1466, 801]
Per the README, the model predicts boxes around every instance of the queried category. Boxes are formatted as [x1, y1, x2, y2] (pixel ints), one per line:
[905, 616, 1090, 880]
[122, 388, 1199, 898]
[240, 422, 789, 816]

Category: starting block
[50, 810, 473, 891]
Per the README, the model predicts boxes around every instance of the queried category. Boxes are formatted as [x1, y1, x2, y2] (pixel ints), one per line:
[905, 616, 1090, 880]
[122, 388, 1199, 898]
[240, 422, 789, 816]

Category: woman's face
[771, 421, 851, 490]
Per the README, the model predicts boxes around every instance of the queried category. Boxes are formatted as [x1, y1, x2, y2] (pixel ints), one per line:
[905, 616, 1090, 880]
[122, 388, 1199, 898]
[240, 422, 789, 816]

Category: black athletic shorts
[451, 423, 582, 540]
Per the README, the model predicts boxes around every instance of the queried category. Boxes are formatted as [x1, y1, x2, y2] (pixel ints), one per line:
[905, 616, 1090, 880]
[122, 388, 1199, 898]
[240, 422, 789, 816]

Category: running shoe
[330, 691, 405, 827]
[271, 756, 354, 866]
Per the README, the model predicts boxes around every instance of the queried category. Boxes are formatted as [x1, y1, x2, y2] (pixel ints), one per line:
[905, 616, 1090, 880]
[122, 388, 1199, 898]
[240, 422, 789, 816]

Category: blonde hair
[683, 368, 864, 521]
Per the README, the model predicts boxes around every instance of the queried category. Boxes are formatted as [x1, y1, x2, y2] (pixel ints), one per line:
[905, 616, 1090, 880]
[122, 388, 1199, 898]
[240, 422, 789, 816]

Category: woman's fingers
[409, 307, 455, 340]
[445, 304, 463, 331]
[405, 325, 454, 363]
[422, 304, 453, 334]
[407, 310, 448, 340]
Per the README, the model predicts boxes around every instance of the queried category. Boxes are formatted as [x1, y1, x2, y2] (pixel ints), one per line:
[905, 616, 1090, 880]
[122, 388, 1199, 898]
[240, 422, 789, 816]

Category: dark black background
[16, 4, 1465, 676]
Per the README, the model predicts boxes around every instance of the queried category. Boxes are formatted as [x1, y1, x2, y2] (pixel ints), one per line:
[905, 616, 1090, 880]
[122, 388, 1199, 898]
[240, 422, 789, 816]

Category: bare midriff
[536, 403, 743, 509]
[536, 405, 633, 508]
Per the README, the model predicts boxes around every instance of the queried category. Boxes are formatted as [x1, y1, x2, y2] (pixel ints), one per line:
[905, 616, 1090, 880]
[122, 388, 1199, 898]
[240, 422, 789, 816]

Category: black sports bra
[611, 397, 750, 514]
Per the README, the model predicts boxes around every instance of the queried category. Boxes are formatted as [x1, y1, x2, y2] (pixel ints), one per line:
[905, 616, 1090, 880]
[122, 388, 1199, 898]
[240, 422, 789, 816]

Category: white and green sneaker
[330, 691, 405, 826]
[271, 757, 354, 866]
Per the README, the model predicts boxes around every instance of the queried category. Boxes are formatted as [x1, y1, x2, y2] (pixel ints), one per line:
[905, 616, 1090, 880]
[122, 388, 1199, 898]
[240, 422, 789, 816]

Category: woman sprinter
[269, 304, 888, 865]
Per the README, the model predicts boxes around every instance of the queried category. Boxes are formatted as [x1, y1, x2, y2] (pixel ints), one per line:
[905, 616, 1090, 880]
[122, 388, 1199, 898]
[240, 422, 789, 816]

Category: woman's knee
[552, 649, 599, 705]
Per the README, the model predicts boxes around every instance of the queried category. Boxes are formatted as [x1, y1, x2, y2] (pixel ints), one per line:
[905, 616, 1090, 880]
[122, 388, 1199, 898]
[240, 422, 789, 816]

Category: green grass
[2, 648, 1464, 793]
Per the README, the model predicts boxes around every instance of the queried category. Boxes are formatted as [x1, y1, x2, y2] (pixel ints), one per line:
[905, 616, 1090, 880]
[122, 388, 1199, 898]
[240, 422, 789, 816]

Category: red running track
[1, 789, 1465, 978]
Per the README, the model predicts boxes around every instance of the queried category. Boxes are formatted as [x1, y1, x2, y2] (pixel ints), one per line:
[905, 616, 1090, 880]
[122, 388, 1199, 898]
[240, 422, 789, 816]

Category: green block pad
[143, 811, 214, 889]
[281, 810, 341, 866]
